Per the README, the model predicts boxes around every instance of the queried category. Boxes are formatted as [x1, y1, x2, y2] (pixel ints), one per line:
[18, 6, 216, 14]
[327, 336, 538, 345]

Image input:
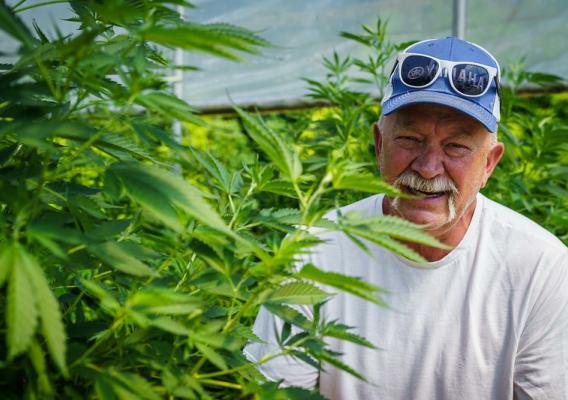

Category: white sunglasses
[394, 52, 500, 98]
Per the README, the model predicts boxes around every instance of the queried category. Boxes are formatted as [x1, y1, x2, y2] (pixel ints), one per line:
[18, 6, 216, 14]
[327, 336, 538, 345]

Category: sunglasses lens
[451, 64, 490, 96]
[400, 55, 439, 87]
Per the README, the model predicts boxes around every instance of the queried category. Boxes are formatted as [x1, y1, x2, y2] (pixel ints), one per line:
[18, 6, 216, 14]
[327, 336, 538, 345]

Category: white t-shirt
[244, 193, 568, 400]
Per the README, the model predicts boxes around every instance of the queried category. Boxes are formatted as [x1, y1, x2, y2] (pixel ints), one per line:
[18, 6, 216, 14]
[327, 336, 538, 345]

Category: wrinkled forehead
[391, 104, 488, 135]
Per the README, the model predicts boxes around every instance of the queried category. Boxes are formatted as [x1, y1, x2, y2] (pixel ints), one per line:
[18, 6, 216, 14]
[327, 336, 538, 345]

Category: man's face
[374, 104, 504, 237]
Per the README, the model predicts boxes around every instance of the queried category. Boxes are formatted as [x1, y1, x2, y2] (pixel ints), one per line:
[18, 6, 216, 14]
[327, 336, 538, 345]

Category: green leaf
[107, 162, 231, 235]
[235, 106, 302, 181]
[195, 343, 228, 370]
[297, 264, 387, 306]
[355, 232, 426, 264]
[0, 2, 37, 48]
[108, 369, 162, 400]
[114, 176, 184, 232]
[337, 213, 451, 264]
[20, 246, 67, 375]
[0, 243, 15, 287]
[190, 148, 233, 193]
[80, 279, 121, 315]
[135, 92, 202, 124]
[261, 180, 299, 198]
[6, 245, 38, 359]
[254, 382, 327, 400]
[89, 241, 158, 277]
[316, 351, 367, 382]
[263, 303, 312, 330]
[95, 374, 119, 400]
[322, 322, 376, 349]
[128, 289, 201, 315]
[149, 317, 192, 336]
[333, 172, 402, 196]
[264, 282, 330, 305]
[141, 22, 267, 61]
[28, 339, 54, 397]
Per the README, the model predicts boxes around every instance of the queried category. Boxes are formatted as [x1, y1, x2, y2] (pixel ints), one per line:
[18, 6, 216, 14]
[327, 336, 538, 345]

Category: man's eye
[447, 143, 469, 149]
[398, 136, 420, 142]
[445, 143, 471, 155]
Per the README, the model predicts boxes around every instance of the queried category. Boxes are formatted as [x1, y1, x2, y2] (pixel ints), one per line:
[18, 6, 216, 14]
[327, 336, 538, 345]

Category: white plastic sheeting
[1, 0, 567, 110]
[185, 0, 568, 109]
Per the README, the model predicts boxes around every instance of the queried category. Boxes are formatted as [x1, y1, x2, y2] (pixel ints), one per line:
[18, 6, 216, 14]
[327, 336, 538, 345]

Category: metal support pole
[453, 0, 467, 39]
[173, 5, 185, 145]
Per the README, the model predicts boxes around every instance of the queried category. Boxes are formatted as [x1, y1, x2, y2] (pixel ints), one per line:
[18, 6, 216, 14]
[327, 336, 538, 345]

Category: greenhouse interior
[0, 0, 567, 398]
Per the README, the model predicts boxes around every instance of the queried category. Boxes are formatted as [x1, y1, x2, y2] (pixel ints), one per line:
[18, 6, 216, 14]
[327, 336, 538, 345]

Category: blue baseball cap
[381, 36, 501, 133]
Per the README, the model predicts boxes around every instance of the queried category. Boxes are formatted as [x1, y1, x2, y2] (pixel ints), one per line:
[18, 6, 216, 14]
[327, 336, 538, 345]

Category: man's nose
[411, 146, 445, 179]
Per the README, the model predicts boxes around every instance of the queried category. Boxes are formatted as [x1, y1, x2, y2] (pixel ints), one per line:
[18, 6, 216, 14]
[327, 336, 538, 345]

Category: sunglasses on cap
[393, 53, 500, 97]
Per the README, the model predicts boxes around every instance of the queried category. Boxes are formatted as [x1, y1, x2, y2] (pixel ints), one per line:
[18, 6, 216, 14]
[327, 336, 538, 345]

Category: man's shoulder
[480, 194, 567, 255]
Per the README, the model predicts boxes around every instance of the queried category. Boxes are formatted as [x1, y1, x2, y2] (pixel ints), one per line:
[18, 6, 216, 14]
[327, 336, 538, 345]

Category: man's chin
[398, 209, 451, 230]
[387, 198, 454, 230]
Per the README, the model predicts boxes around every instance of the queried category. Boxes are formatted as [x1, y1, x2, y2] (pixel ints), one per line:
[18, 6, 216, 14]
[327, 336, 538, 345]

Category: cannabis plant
[0, 2, 448, 399]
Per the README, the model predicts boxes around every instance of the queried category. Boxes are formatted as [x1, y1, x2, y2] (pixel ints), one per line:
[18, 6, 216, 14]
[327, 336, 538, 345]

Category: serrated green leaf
[107, 162, 230, 235]
[254, 382, 327, 400]
[95, 134, 156, 162]
[95, 374, 117, 400]
[141, 22, 267, 61]
[190, 148, 232, 193]
[354, 231, 426, 264]
[0, 243, 15, 287]
[0, 2, 37, 48]
[108, 369, 161, 400]
[28, 339, 54, 396]
[333, 172, 402, 196]
[236, 106, 302, 181]
[261, 180, 298, 198]
[89, 241, 158, 277]
[128, 289, 201, 315]
[113, 176, 184, 232]
[337, 213, 451, 264]
[80, 279, 121, 315]
[7, 246, 38, 359]
[195, 343, 227, 370]
[135, 92, 202, 125]
[149, 317, 191, 336]
[263, 303, 312, 330]
[323, 322, 376, 349]
[264, 282, 330, 305]
[20, 246, 67, 375]
[297, 263, 387, 306]
[316, 351, 367, 382]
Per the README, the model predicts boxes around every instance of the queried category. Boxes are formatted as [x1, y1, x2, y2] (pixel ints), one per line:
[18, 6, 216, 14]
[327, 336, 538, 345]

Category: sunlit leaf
[89, 241, 158, 277]
[6, 245, 38, 359]
[297, 263, 387, 306]
[20, 246, 68, 375]
[264, 282, 330, 305]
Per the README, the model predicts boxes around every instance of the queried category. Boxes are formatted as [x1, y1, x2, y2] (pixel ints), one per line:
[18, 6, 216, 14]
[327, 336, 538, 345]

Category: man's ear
[373, 122, 382, 160]
[482, 141, 505, 187]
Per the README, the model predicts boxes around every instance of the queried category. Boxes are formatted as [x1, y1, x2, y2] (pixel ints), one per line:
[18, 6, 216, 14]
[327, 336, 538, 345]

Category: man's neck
[382, 196, 477, 262]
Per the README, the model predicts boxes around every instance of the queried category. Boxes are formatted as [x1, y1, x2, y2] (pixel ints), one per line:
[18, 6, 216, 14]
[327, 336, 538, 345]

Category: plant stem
[195, 336, 309, 380]
[199, 379, 242, 390]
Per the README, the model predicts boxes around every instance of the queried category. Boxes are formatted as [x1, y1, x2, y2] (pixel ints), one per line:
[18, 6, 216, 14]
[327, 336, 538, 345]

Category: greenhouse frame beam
[453, 0, 467, 39]
[195, 85, 568, 116]
[173, 5, 185, 143]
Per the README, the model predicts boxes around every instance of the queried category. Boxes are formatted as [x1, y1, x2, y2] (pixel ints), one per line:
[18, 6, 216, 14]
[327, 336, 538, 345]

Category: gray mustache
[394, 170, 458, 194]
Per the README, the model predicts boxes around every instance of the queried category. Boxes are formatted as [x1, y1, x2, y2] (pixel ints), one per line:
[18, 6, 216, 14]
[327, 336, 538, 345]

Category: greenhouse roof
[3, 0, 567, 111]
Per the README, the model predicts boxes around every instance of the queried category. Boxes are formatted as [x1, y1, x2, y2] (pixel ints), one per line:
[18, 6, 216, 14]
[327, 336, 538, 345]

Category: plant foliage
[0, 2, 449, 399]
[0, 2, 566, 399]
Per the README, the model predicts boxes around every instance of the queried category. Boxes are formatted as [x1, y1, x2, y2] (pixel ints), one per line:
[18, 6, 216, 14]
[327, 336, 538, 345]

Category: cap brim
[381, 91, 498, 133]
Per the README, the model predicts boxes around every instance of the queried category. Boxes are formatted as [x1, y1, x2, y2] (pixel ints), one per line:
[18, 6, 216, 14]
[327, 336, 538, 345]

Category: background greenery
[0, 1, 566, 399]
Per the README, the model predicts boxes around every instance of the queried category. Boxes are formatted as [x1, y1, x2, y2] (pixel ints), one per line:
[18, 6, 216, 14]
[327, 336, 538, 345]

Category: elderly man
[244, 37, 568, 399]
